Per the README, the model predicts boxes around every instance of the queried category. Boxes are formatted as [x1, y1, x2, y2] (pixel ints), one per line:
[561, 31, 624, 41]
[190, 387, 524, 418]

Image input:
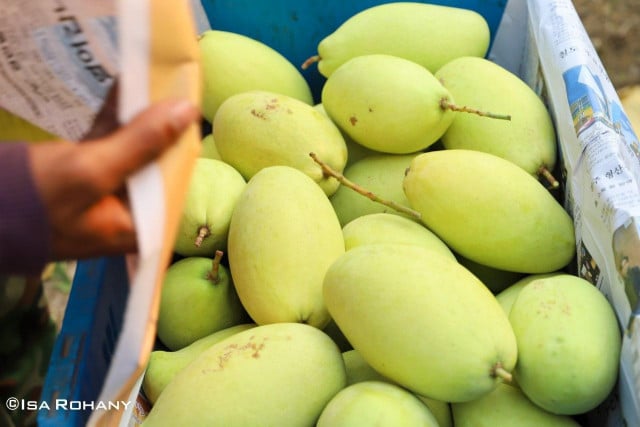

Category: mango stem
[491, 362, 513, 383]
[301, 55, 321, 70]
[208, 250, 224, 284]
[195, 225, 210, 248]
[439, 98, 511, 121]
[538, 165, 560, 190]
[309, 152, 422, 220]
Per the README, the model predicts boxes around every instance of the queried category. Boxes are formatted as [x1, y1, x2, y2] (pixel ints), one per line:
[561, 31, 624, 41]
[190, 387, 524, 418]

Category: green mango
[456, 255, 525, 294]
[321, 54, 456, 154]
[343, 349, 453, 427]
[344, 139, 378, 168]
[342, 213, 454, 260]
[199, 30, 312, 122]
[174, 158, 246, 257]
[199, 133, 221, 160]
[214, 90, 348, 196]
[509, 274, 621, 415]
[323, 243, 517, 403]
[314, 103, 378, 167]
[330, 154, 420, 225]
[403, 150, 576, 273]
[495, 273, 564, 315]
[415, 394, 453, 427]
[143, 322, 347, 426]
[156, 254, 246, 350]
[307, 3, 489, 77]
[227, 166, 344, 328]
[142, 323, 255, 404]
[415, 395, 454, 427]
[316, 381, 440, 427]
[342, 349, 388, 386]
[436, 57, 558, 185]
[452, 383, 581, 427]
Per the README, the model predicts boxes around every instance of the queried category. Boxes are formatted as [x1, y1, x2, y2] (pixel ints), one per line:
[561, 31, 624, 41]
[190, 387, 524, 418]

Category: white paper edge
[487, 0, 528, 75]
[88, 0, 166, 424]
[119, 374, 145, 427]
[190, 0, 211, 33]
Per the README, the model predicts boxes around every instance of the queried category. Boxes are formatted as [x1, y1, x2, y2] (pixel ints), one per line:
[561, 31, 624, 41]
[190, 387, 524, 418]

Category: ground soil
[573, 0, 640, 91]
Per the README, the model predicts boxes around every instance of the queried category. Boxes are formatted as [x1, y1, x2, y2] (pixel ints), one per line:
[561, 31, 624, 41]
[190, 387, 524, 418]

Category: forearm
[0, 142, 50, 275]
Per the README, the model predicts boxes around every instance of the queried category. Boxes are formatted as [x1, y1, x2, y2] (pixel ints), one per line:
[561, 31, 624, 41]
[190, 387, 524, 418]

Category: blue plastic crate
[39, 257, 129, 426]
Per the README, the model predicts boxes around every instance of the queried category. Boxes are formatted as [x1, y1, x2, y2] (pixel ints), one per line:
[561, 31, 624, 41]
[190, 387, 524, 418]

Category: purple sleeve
[0, 142, 51, 275]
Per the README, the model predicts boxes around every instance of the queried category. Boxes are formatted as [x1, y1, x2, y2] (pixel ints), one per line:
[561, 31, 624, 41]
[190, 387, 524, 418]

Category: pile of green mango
[140, 3, 623, 426]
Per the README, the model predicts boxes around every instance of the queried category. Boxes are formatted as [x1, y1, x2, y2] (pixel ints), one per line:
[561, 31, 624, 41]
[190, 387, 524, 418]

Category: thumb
[87, 98, 200, 194]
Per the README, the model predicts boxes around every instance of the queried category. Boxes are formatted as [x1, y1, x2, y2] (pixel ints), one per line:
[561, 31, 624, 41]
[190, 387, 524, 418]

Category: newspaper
[0, 1, 117, 139]
[3, 0, 639, 425]
[0, 1, 202, 426]
[492, 0, 640, 426]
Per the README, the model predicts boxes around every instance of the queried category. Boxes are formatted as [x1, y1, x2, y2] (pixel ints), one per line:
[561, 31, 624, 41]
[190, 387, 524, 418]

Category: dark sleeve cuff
[0, 142, 51, 275]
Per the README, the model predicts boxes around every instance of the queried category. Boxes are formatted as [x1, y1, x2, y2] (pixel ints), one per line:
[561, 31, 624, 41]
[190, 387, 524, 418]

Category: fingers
[29, 98, 200, 262]
[82, 98, 200, 196]
[50, 195, 138, 260]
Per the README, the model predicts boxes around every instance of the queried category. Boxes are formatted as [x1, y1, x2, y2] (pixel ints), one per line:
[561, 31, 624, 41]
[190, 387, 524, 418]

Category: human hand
[28, 98, 200, 261]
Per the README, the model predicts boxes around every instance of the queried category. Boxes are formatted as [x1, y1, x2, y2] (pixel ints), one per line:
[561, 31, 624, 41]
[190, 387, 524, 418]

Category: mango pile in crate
[140, 3, 621, 426]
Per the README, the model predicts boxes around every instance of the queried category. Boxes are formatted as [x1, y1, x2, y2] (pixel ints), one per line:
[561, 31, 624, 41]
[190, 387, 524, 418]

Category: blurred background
[573, 0, 640, 131]
[573, 0, 640, 90]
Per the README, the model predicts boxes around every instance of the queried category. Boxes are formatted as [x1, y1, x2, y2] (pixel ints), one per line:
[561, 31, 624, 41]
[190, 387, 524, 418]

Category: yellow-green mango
[342, 213, 454, 260]
[495, 273, 563, 315]
[342, 349, 388, 386]
[436, 57, 557, 183]
[227, 166, 344, 328]
[415, 395, 453, 427]
[143, 322, 347, 426]
[343, 349, 452, 427]
[156, 256, 246, 350]
[323, 243, 518, 403]
[0, 108, 58, 142]
[452, 383, 581, 427]
[314, 103, 378, 167]
[387, 391, 453, 427]
[214, 90, 347, 196]
[322, 54, 455, 154]
[330, 154, 419, 225]
[310, 3, 489, 77]
[199, 30, 312, 122]
[509, 274, 621, 415]
[200, 133, 221, 160]
[142, 323, 255, 405]
[316, 381, 440, 427]
[344, 139, 378, 167]
[456, 255, 525, 294]
[174, 158, 246, 256]
[403, 150, 575, 273]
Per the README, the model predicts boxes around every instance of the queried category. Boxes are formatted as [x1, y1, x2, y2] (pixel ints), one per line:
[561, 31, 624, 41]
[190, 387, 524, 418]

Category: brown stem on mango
[208, 250, 224, 284]
[301, 55, 321, 70]
[309, 152, 422, 220]
[538, 165, 560, 190]
[439, 98, 511, 121]
[490, 362, 513, 383]
[194, 226, 210, 248]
